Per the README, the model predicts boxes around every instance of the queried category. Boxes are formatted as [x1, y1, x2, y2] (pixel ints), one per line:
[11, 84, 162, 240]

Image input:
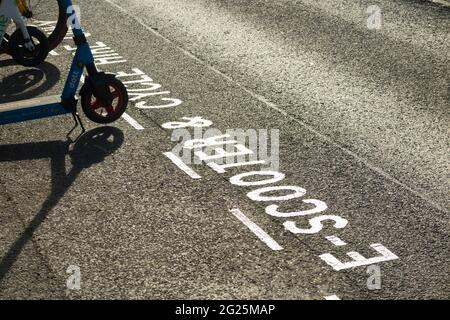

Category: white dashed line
[122, 112, 145, 130]
[229, 207, 283, 251]
[163, 152, 202, 179]
[324, 295, 341, 300]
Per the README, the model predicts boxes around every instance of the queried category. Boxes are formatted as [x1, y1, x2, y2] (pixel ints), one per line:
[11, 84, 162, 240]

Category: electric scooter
[0, 0, 129, 133]
[0, 0, 49, 66]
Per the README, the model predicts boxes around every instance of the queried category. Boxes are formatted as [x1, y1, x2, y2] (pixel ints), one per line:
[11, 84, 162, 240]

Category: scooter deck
[0, 95, 72, 125]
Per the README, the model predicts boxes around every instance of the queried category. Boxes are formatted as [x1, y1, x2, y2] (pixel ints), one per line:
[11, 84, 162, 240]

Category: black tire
[1, 0, 68, 55]
[9, 26, 49, 67]
[81, 74, 129, 124]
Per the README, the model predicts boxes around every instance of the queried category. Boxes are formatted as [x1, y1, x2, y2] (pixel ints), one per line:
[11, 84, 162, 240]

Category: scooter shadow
[0, 60, 60, 104]
[0, 126, 124, 282]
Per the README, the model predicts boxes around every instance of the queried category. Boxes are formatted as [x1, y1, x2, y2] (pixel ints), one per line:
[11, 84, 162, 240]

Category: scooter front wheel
[9, 26, 49, 67]
[80, 74, 129, 124]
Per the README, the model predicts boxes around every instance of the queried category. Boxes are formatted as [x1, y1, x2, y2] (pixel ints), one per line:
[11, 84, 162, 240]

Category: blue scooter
[0, 0, 129, 133]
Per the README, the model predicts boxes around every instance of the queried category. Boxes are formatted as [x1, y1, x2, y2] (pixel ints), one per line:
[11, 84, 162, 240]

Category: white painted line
[163, 152, 202, 179]
[325, 236, 347, 246]
[324, 295, 341, 300]
[122, 112, 145, 130]
[49, 50, 59, 56]
[229, 207, 283, 251]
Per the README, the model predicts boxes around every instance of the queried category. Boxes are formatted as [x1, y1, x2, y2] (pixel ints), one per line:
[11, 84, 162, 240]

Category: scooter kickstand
[67, 111, 86, 141]
[75, 112, 86, 133]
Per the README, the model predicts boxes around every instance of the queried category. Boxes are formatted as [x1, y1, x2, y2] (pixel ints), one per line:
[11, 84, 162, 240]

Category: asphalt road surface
[0, 0, 449, 300]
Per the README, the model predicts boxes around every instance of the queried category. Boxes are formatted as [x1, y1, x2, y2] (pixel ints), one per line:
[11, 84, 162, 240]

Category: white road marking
[49, 50, 59, 56]
[104, 0, 447, 216]
[163, 152, 202, 179]
[320, 243, 399, 271]
[62, 2, 405, 299]
[122, 112, 145, 130]
[229, 207, 283, 251]
[325, 235, 347, 246]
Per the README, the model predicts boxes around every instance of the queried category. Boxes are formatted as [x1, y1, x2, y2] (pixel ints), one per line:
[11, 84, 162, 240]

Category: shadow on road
[0, 126, 124, 283]
[0, 60, 60, 104]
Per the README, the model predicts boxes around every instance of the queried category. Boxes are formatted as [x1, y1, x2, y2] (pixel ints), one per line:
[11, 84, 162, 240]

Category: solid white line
[325, 236, 347, 246]
[229, 207, 283, 251]
[324, 295, 341, 300]
[163, 152, 202, 179]
[104, 0, 447, 216]
[122, 112, 145, 130]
